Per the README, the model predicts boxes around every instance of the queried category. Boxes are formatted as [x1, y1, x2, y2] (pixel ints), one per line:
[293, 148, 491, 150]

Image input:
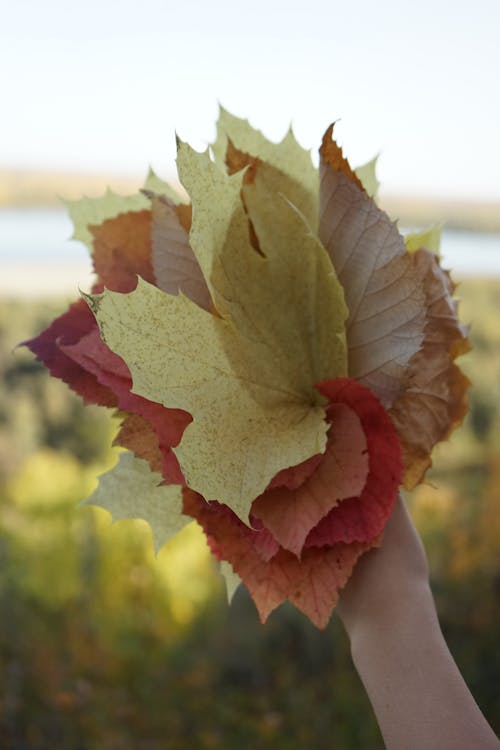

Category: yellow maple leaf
[405, 225, 442, 255]
[354, 154, 380, 197]
[86, 145, 348, 523]
[84, 452, 188, 553]
[211, 106, 318, 228]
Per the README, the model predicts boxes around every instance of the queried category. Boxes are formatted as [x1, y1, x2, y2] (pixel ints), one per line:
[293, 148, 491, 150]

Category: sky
[2, 0, 499, 199]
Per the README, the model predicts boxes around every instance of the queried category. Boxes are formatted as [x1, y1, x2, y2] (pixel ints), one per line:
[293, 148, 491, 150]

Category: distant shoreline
[380, 195, 500, 234]
[2, 259, 498, 301]
[1, 259, 94, 298]
[1, 168, 499, 234]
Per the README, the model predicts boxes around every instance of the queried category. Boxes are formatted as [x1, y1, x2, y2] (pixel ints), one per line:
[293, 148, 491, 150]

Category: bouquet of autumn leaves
[25, 110, 470, 628]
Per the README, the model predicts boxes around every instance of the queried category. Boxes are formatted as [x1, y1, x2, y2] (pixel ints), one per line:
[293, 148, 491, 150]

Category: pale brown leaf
[148, 192, 211, 310]
[389, 249, 470, 488]
[114, 413, 163, 474]
[319, 128, 426, 407]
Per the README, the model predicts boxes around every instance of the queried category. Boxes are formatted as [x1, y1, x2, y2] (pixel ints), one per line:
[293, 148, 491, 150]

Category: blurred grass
[1, 282, 500, 749]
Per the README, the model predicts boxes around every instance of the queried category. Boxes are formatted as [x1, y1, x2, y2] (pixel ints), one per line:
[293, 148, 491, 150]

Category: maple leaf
[143, 167, 184, 202]
[253, 378, 402, 557]
[114, 413, 164, 474]
[147, 192, 210, 309]
[23, 110, 470, 629]
[212, 106, 318, 227]
[217, 114, 381, 224]
[182, 376, 401, 626]
[64, 189, 150, 251]
[267, 453, 324, 491]
[251, 402, 369, 557]
[26, 204, 191, 481]
[176, 143, 348, 393]
[405, 226, 442, 255]
[222, 138, 316, 234]
[60, 326, 190, 484]
[184, 487, 373, 628]
[86, 452, 188, 553]
[354, 155, 380, 197]
[90, 210, 156, 293]
[305, 378, 403, 547]
[318, 125, 426, 407]
[64, 168, 180, 251]
[88, 146, 349, 523]
[389, 249, 470, 488]
[87, 278, 331, 524]
[23, 300, 117, 408]
[23, 208, 159, 408]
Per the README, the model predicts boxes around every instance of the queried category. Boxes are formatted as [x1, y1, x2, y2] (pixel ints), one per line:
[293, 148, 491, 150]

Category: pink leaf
[266, 453, 324, 491]
[252, 403, 369, 556]
[61, 328, 191, 482]
[22, 209, 158, 406]
[184, 489, 372, 628]
[306, 378, 403, 546]
[22, 300, 117, 408]
[285, 541, 374, 629]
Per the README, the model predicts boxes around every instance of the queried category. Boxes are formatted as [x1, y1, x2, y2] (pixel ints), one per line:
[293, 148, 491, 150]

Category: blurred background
[1, 0, 499, 747]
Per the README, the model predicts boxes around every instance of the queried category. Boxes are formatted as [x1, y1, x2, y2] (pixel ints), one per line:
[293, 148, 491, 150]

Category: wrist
[339, 576, 436, 646]
[337, 497, 431, 638]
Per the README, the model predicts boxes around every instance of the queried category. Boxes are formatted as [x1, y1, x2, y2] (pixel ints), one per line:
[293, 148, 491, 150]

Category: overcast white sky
[1, 0, 499, 199]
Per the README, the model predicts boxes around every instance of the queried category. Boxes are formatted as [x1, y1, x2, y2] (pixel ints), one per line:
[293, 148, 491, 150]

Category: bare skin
[337, 496, 500, 750]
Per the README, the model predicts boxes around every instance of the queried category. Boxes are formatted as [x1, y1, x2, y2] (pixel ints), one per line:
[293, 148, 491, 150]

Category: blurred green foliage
[0, 283, 499, 749]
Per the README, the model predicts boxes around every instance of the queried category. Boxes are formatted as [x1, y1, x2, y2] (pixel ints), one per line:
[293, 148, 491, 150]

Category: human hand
[337, 495, 431, 638]
[336, 495, 500, 750]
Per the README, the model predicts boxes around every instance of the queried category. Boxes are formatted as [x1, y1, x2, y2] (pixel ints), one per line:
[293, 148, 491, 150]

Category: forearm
[343, 582, 500, 750]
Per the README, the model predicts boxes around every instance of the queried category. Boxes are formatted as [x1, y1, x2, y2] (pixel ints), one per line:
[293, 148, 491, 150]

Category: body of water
[1, 207, 499, 296]
[0, 208, 88, 262]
